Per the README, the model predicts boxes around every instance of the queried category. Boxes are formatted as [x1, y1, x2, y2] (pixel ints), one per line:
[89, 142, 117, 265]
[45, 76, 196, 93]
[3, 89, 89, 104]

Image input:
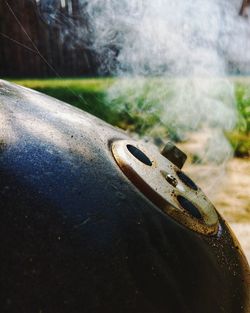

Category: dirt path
[184, 158, 250, 223]
[179, 143, 250, 263]
[230, 223, 250, 264]
[209, 160, 250, 264]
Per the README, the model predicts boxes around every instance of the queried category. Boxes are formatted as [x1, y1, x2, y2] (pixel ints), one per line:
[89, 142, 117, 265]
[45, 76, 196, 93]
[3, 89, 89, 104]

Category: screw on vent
[161, 171, 178, 187]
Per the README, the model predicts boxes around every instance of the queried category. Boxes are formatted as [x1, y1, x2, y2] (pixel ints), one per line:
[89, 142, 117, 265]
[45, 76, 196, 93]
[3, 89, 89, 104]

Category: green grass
[9, 77, 250, 157]
[231, 79, 250, 157]
[10, 78, 117, 125]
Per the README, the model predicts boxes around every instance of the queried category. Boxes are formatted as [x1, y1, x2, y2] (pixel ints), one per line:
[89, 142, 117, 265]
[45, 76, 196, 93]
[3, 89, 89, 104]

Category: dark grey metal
[0, 80, 249, 313]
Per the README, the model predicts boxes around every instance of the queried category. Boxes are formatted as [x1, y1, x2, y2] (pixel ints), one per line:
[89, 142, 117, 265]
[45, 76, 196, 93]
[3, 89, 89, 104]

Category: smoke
[36, 0, 91, 48]
[83, 0, 250, 165]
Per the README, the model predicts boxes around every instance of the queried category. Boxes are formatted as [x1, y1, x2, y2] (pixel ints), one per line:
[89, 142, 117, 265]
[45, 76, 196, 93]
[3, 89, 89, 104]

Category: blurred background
[0, 0, 249, 260]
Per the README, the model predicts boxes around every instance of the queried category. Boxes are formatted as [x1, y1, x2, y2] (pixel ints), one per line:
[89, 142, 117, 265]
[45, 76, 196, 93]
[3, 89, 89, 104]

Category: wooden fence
[0, 0, 98, 77]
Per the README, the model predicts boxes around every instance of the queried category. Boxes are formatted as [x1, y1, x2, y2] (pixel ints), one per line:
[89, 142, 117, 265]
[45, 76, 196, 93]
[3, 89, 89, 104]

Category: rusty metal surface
[0, 80, 249, 313]
[112, 139, 218, 235]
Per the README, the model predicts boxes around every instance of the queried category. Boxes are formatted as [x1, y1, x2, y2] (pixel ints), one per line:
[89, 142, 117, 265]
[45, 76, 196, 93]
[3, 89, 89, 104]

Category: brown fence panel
[0, 0, 98, 77]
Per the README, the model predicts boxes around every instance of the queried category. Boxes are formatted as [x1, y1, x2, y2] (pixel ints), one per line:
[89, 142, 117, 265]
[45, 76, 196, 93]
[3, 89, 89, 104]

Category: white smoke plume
[85, 0, 250, 164]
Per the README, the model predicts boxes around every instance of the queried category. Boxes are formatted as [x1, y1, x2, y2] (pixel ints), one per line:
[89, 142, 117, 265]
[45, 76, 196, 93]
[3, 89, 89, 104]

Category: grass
[230, 79, 250, 157]
[8, 77, 250, 157]
[10, 78, 117, 125]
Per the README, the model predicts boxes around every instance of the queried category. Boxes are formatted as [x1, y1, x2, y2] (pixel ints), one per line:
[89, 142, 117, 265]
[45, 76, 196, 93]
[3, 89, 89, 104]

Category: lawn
[9, 77, 250, 157]
[10, 78, 115, 124]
